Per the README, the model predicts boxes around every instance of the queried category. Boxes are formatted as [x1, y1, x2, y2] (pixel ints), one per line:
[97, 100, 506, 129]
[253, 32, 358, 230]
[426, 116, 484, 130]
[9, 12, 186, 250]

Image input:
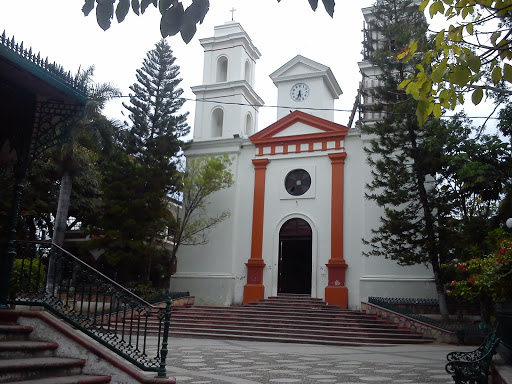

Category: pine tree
[360, 0, 452, 318]
[89, 39, 190, 285]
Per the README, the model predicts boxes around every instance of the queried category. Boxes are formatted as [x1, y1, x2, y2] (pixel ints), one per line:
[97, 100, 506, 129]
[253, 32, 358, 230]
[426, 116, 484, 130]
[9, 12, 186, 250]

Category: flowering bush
[445, 235, 512, 302]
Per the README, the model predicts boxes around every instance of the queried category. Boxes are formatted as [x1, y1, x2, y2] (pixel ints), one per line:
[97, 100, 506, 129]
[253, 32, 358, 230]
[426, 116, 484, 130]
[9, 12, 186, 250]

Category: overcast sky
[1, 0, 498, 136]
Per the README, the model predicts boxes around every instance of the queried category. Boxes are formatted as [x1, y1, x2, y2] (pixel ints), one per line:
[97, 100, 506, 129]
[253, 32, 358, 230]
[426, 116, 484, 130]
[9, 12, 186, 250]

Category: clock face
[290, 83, 309, 102]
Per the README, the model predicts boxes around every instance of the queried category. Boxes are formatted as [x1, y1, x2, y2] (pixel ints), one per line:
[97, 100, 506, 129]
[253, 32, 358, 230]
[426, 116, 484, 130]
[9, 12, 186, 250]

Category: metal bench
[446, 324, 501, 384]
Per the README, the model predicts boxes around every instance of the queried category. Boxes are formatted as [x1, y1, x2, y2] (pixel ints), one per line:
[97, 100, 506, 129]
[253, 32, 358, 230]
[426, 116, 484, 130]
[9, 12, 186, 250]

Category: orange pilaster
[243, 158, 269, 304]
[325, 152, 348, 308]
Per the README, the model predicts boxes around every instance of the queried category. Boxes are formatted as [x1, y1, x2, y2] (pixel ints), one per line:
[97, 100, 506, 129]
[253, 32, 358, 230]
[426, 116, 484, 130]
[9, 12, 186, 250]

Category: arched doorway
[278, 218, 312, 294]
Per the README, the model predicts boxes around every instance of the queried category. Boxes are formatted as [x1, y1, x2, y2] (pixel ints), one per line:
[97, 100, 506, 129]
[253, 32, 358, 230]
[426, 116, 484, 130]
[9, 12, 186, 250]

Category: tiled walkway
[164, 338, 461, 383]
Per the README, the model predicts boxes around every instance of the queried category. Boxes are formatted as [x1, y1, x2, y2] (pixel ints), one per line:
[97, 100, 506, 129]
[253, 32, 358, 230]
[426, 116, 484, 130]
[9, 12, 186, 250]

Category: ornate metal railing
[8, 241, 171, 377]
[368, 297, 483, 338]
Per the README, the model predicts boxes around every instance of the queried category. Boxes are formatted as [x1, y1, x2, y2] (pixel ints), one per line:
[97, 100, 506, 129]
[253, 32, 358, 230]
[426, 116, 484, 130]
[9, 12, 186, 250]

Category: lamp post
[506, 218, 512, 230]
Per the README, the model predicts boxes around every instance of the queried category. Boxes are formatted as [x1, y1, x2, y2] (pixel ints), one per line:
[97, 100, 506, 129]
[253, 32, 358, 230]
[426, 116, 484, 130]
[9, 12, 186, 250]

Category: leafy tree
[445, 230, 512, 323]
[81, 0, 336, 43]
[52, 67, 120, 247]
[361, 0, 454, 318]
[398, 0, 512, 124]
[167, 154, 233, 272]
[87, 38, 189, 284]
[435, 114, 511, 258]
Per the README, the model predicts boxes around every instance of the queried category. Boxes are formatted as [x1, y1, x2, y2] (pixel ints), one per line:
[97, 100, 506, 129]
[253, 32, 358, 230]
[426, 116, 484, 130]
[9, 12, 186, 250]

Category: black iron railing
[368, 297, 484, 338]
[8, 241, 171, 377]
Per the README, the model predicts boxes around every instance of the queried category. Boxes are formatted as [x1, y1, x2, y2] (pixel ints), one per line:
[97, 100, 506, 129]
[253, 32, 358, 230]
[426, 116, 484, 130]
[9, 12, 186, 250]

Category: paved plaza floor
[164, 337, 462, 384]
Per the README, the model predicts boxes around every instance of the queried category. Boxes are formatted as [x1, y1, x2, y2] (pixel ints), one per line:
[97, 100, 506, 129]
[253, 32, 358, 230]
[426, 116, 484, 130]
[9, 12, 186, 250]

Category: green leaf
[432, 61, 447, 82]
[321, 0, 335, 17]
[82, 0, 95, 16]
[141, 0, 154, 14]
[115, 0, 130, 22]
[182, 0, 209, 25]
[180, 21, 197, 44]
[466, 22, 473, 35]
[435, 30, 445, 50]
[132, 0, 140, 15]
[160, 2, 184, 37]
[433, 103, 442, 119]
[466, 53, 481, 73]
[471, 87, 483, 105]
[491, 31, 502, 46]
[419, 0, 429, 11]
[159, 0, 172, 14]
[96, 0, 115, 31]
[398, 79, 409, 90]
[492, 66, 502, 84]
[503, 63, 512, 83]
[451, 65, 471, 86]
[416, 99, 431, 126]
[429, 1, 444, 18]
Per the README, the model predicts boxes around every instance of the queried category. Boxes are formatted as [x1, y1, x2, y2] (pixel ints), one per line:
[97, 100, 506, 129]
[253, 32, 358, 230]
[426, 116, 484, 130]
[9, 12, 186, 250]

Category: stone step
[168, 311, 386, 325]
[169, 318, 411, 332]
[167, 316, 400, 330]
[170, 306, 375, 319]
[168, 329, 432, 345]
[168, 322, 420, 338]
[0, 340, 59, 359]
[4, 374, 112, 384]
[0, 357, 86, 383]
[0, 325, 33, 341]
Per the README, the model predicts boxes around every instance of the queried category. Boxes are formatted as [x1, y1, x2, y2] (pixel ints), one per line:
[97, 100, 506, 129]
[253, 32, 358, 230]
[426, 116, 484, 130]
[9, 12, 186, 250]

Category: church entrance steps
[155, 294, 435, 346]
[0, 310, 111, 384]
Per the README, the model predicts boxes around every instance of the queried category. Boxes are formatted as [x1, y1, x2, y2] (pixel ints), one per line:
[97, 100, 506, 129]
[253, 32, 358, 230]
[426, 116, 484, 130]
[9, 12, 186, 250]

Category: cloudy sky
[1, 0, 497, 136]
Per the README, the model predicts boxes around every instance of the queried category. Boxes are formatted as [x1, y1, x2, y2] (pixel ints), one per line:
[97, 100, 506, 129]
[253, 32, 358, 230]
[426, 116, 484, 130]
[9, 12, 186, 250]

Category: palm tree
[48, 67, 119, 286]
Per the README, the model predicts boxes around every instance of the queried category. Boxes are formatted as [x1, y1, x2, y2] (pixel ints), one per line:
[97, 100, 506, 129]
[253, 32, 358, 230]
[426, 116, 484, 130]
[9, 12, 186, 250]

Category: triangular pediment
[251, 111, 348, 145]
[270, 55, 330, 81]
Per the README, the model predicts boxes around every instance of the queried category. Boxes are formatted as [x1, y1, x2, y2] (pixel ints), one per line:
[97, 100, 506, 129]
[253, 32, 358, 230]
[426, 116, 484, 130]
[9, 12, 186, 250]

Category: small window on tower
[212, 108, 224, 137]
[245, 60, 251, 84]
[216, 56, 228, 82]
[245, 113, 252, 136]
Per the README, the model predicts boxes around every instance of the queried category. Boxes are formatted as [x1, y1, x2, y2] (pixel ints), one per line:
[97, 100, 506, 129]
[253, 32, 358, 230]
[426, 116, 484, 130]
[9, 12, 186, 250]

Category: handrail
[34, 241, 154, 308]
[8, 241, 171, 377]
[368, 296, 484, 336]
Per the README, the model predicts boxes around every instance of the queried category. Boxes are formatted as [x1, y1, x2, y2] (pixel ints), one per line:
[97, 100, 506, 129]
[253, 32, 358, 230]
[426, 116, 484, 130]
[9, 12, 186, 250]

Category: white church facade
[170, 20, 437, 309]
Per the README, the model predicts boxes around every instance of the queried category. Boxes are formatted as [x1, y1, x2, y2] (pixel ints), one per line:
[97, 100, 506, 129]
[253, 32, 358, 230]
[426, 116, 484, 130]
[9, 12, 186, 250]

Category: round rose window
[284, 169, 311, 196]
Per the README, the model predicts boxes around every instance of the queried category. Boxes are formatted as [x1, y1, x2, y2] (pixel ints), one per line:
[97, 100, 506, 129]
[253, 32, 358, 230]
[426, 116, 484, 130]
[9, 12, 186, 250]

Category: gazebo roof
[0, 31, 87, 104]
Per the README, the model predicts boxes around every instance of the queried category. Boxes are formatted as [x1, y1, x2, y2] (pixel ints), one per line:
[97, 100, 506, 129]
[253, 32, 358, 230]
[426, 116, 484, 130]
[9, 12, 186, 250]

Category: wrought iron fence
[368, 296, 484, 341]
[8, 241, 171, 377]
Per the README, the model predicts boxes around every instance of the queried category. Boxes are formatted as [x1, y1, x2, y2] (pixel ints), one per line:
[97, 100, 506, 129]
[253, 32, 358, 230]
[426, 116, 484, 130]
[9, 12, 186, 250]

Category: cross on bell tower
[230, 7, 236, 21]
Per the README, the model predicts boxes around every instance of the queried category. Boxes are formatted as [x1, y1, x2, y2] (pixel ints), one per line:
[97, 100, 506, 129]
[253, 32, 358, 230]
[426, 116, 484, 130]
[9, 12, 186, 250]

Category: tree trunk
[53, 171, 73, 246]
[433, 268, 449, 321]
[47, 171, 73, 292]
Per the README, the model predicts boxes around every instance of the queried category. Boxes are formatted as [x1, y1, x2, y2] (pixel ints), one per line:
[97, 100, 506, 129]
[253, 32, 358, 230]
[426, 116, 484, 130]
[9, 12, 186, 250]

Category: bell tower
[191, 22, 264, 141]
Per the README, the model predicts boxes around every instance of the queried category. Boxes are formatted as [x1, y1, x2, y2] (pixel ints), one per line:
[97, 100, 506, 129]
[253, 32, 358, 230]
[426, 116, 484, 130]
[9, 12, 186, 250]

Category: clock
[290, 83, 309, 102]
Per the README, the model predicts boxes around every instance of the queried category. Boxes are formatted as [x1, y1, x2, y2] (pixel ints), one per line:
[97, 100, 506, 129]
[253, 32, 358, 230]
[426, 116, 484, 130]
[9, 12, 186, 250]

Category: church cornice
[250, 110, 349, 157]
[200, 33, 261, 60]
[191, 80, 264, 107]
